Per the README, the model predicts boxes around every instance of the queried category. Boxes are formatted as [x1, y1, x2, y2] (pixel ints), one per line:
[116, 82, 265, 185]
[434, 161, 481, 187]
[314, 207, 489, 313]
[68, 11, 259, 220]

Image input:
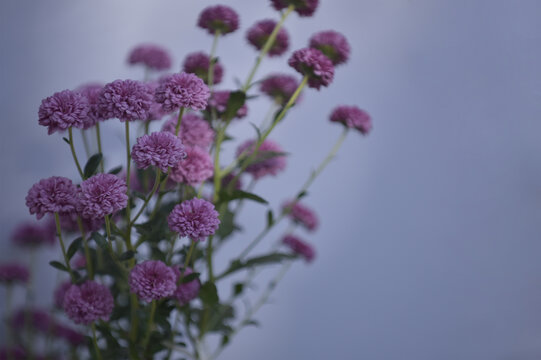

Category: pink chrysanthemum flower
[76, 83, 104, 129]
[260, 74, 302, 106]
[38, 89, 89, 135]
[26, 176, 78, 220]
[132, 132, 187, 173]
[168, 198, 220, 241]
[330, 105, 372, 134]
[282, 235, 316, 263]
[0, 263, 30, 284]
[288, 48, 334, 90]
[271, 0, 319, 17]
[198, 5, 239, 35]
[11, 221, 56, 247]
[236, 139, 287, 180]
[207, 90, 248, 120]
[54, 280, 73, 309]
[97, 79, 153, 122]
[172, 267, 201, 306]
[169, 147, 214, 186]
[183, 52, 224, 85]
[282, 200, 319, 231]
[76, 174, 128, 220]
[162, 113, 215, 149]
[129, 260, 177, 302]
[309, 30, 351, 66]
[246, 19, 289, 57]
[63, 281, 114, 325]
[155, 72, 210, 112]
[127, 44, 172, 71]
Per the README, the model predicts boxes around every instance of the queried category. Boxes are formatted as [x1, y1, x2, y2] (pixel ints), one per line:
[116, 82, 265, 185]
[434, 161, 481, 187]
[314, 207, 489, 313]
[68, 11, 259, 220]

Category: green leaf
[243, 319, 260, 327]
[266, 209, 274, 229]
[108, 166, 122, 175]
[218, 253, 297, 280]
[220, 190, 268, 205]
[296, 191, 308, 200]
[233, 283, 244, 297]
[66, 237, 83, 261]
[49, 260, 68, 272]
[199, 282, 219, 306]
[62, 137, 70, 145]
[83, 153, 103, 179]
[181, 272, 200, 283]
[91, 232, 108, 250]
[249, 122, 262, 141]
[119, 250, 136, 261]
[215, 207, 240, 241]
[132, 191, 147, 201]
[223, 91, 246, 120]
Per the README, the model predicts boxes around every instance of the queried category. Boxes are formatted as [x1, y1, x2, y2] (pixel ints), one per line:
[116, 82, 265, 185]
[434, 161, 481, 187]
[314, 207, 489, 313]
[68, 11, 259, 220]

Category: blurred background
[1, 0, 541, 359]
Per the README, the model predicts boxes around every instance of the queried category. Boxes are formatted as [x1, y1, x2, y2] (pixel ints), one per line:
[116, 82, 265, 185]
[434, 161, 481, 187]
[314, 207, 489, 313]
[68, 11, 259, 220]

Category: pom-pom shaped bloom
[97, 79, 153, 122]
[26, 176, 78, 220]
[172, 267, 201, 306]
[38, 89, 89, 135]
[282, 235, 316, 263]
[0, 263, 30, 284]
[271, 0, 319, 17]
[170, 147, 214, 186]
[76, 83, 103, 129]
[63, 281, 114, 324]
[207, 90, 248, 120]
[260, 74, 302, 106]
[236, 139, 287, 180]
[168, 198, 220, 241]
[132, 132, 187, 172]
[54, 280, 73, 308]
[129, 260, 177, 302]
[246, 20, 289, 57]
[162, 113, 215, 149]
[183, 52, 224, 85]
[198, 5, 239, 35]
[127, 44, 172, 71]
[282, 200, 319, 231]
[330, 105, 372, 135]
[76, 174, 128, 219]
[288, 48, 334, 89]
[155, 72, 210, 112]
[309, 30, 351, 66]
[11, 221, 55, 247]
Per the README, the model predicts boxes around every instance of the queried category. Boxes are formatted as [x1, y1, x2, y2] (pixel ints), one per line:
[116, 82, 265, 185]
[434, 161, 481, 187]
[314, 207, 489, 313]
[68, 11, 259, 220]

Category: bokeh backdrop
[1, 0, 541, 359]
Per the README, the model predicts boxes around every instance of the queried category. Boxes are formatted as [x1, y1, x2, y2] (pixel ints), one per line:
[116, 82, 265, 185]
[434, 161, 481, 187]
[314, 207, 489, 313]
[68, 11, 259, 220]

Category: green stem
[95, 122, 104, 172]
[208, 30, 220, 90]
[104, 215, 124, 271]
[175, 107, 185, 137]
[81, 129, 91, 159]
[176, 241, 196, 285]
[212, 120, 231, 202]
[91, 323, 103, 360]
[76, 216, 94, 279]
[207, 236, 214, 283]
[125, 121, 133, 251]
[130, 169, 161, 226]
[54, 212, 74, 280]
[142, 300, 157, 355]
[68, 127, 84, 179]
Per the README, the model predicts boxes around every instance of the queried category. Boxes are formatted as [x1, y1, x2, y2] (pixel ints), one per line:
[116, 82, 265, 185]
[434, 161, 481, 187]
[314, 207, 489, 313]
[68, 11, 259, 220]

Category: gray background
[1, 1, 541, 359]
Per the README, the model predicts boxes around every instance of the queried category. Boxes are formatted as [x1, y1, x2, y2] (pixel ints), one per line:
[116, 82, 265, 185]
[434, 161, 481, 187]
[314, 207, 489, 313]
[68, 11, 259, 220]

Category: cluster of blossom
[1, 1, 373, 358]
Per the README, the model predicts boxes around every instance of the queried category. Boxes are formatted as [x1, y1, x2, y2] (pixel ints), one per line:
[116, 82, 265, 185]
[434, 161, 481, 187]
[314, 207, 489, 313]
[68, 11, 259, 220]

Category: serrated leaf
[66, 237, 83, 261]
[91, 232, 108, 250]
[223, 91, 246, 120]
[83, 153, 103, 179]
[199, 282, 219, 306]
[49, 260, 68, 272]
[108, 166, 122, 175]
[119, 250, 136, 261]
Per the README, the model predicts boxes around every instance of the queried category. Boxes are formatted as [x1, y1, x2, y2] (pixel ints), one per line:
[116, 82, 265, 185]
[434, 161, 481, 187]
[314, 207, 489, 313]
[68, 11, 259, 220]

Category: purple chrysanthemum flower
[132, 132, 187, 173]
[236, 139, 287, 180]
[11, 221, 56, 247]
[38, 89, 89, 135]
[168, 198, 220, 241]
[63, 281, 114, 325]
[172, 267, 201, 306]
[198, 5, 239, 35]
[127, 44, 172, 71]
[0, 263, 30, 284]
[183, 52, 224, 85]
[282, 235, 316, 263]
[97, 79, 153, 122]
[207, 90, 248, 120]
[309, 30, 351, 66]
[57, 212, 104, 233]
[260, 74, 302, 106]
[76, 83, 104, 129]
[169, 147, 214, 186]
[288, 48, 334, 90]
[162, 113, 215, 149]
[246, 20, 289, 57]
[76, 174, 128, 219]
[26, 176, 78, 220]
[54, 280, 73, 309]
[270, 0, 319, 17]
[282, 200, 319, 231]
[330, 105, 372, 135]
[129, 260, 177, 302]
[155, 72, 210, 112]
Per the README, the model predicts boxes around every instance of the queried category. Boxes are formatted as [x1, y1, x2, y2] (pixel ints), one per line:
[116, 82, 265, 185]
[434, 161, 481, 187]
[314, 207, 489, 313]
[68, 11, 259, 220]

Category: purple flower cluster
[309, 30, 351, 66]
[246, 20, 289, 57]
[127, 44, 172, 71]
[168, 198, 220, 241]
[155, 72, 210, 112]
[183, 52, 224, 85]
[162, 113, 215, 149]
[170, 147, 214, 186]
[172, 267, 200, 305]
[38, 90, 89, 134]
[76, 174, 128, 219]
[198, 5, 239, 35]
[132, 131, 187, 172]
[77, 83, 104, 129]
[282, 200, 319, 231]
[26, 176, 77, 219]
[260, 74, 302, 105]
[0, 263, 30, 284]
[282, 235, 316, 263]
[129, 260, 177, 302]
[288, 48, 334, 89]
[63, 280, 114, 324]
[271, 0, 319, 17]
[330, 105, 372, 134]
[207, 90, 248, 120]
[236, 139, 287, 180]
[11, 220, 56, 247]
[98, 79, 153, 122]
